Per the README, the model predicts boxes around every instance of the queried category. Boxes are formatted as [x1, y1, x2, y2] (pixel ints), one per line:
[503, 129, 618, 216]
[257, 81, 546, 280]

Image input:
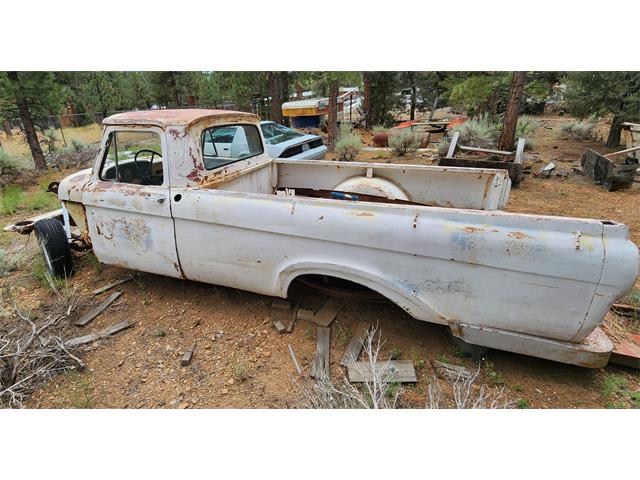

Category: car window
[201, 124, 263, 170]
[261, 122, 304, 145]
[99, 130, 164, 186]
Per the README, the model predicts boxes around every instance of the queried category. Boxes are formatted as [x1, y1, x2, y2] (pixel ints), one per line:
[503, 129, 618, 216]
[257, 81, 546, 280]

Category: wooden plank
[347, 360, 416, 383]
[310, 327, 330, 380]
[75, 291, 122, 326]
[288, 344, 302, 375]
[273, 320, 287, 334]
[339, 321, 372, 367]
[603, 145, 640, 159]
[271, 299, 291, 310]
[92, 275, 134, 295]
[432, 360, 471, 380]
[181, 348, 194, 366]
[514, 138, 526, 164]
[297, 309, 316, 322]
[459, 145, 514, 156]
[311, 297, 344, 327]
[446, 131, 459, 158]
[65, 319, 133, 348]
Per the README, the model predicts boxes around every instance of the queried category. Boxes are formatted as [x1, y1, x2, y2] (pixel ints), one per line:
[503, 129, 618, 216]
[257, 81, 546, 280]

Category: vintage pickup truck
[7, 109, 639, 368]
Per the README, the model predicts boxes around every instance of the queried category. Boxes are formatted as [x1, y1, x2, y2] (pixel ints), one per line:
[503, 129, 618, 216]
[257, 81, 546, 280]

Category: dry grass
[0, 123, 102, 158]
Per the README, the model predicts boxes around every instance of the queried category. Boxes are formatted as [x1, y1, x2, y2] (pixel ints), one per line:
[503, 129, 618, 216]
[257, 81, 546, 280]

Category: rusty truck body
[8, 109, 639, 368]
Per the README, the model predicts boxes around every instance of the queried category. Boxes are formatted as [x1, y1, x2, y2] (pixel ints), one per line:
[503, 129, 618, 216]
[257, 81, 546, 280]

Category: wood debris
[273, 320, 287, 334]
[65, 320, 133, 348]
[181, 348, 194, 366]
[339, 321, 372, 367]
[310, 297, 344, 327]
[347, 360, 416, 383]
[310, 327, 330, 380]
[92, 274, 134, 295]
[288, 344, 302, 375]
[432, 359, 471, 380]
[74, 291, 122, 326]
[271, 299, 291, 310]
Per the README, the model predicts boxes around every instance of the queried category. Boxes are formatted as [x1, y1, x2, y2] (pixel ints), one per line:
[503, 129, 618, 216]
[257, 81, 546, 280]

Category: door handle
[144, 193, 166, 204]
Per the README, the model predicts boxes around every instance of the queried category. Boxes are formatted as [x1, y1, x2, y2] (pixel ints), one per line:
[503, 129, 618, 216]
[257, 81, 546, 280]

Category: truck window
[99, 130, 164, 185]
[201, 124, 263, 170]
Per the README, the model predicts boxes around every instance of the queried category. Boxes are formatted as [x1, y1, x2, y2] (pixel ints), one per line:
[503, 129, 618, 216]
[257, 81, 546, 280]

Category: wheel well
[287, 274, 389, 302]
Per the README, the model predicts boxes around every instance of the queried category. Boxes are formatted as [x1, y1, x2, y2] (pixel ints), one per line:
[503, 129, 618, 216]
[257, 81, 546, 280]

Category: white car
[260, 121, 327, 159]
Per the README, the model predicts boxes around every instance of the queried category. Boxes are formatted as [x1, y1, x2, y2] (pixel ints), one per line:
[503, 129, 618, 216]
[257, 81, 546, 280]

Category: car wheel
[33, 218, 74, 278]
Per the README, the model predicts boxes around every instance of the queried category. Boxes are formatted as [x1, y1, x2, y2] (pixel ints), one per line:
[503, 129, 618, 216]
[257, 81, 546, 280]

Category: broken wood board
[181, 348, 194, 366]
[271, 299, 291, 310]
[65, 320, 133, 348]
[609, 333, 640, 369]
[311, 298, 344, 327]
[310, 327, 330, 380]
[581, 148, 637, 191]
[347, 360, 416, 383]
[339, 322, 372, 367]
[611, 303, 640, 317]
[273, 320, 287, 334]
[432, 360, 472, 380]
[92, 275, 134, 295]
[75, 291, 122, 326]
[296, 309, 315, 322]
[288, 344, 302, 375]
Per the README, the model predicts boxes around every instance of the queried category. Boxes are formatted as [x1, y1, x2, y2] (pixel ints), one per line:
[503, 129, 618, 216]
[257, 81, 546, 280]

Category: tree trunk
[408, 72, 416, 121]
[2, 120, 12, 137]
[268, 72, 283, 124]
[363, 71, 371, 129]
[327, 80, 339, 152]
[295, 81, 304, 100]
[7, 72, 47, 170]
[498, 71, 526, 152]
[606, 114, 625, 148]
[170, 72, 180, 107]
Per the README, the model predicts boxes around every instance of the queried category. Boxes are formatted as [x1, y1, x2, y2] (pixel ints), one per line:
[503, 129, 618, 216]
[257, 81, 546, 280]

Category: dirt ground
[2, 114, 639, 409]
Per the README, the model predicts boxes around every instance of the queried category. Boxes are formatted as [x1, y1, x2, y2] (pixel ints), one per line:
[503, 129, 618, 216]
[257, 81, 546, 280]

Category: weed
[151, 327, 166, 337]
[82, 250, 103, 273]
[559, 117, 601, 142]
[32, 256, 67, 294]
[335, 123, 363, 161]
[452, 346, 466, 358]
[0, 149, 21, 176]
[335, 323, 353, 348]
[626, 289, 640, 308]
[513, 383, 523, 392]
[414, 358, 426, 370]
[372, 125, 388, 133]
[71, 138, 87, 151]
[602, 373, 627, 398]
[516, 398, 530, 409]
[390, 347, 402, 360]
[233, 362, 248, 381]
[0, 248, 24, 277]
[452, 115, 499, 149]
[628, 390, 640, 408]
[385, 381, 401, 399]
[388, 128, 421, 156]
[0, 185, 24, 215]
[23, 188, 58, 212]
[606, 401, 626, 409]
[484, 361, 506, 385]
[436, 353, 449, 363]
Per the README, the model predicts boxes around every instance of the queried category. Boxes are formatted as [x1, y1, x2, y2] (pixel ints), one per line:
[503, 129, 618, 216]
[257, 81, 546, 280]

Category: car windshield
[261, 122, 304, 145]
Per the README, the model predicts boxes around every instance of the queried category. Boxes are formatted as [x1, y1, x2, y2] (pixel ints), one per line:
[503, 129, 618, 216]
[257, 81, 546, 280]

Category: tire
[33, 218, 74, 278]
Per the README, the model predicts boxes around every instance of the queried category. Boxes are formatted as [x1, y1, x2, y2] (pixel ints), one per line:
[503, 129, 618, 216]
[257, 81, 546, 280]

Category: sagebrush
[388, 128, 421, 156]
[335, 124, 362, 161]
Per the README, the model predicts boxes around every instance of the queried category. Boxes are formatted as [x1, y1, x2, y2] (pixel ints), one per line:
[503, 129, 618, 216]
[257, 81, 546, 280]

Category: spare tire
[33, 218, 74, 278]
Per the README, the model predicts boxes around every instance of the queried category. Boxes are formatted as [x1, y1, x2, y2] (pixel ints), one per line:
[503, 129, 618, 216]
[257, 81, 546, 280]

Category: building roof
[103, 109, 259, 128]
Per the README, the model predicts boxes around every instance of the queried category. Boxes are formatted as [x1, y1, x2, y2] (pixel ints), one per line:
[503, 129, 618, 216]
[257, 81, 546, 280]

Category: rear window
[260, 122, 304, 145]
[201, 124, 263, 170]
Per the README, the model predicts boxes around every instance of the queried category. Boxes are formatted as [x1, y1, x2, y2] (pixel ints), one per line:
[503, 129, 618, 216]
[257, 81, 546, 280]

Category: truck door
[82, 127, 182, 278]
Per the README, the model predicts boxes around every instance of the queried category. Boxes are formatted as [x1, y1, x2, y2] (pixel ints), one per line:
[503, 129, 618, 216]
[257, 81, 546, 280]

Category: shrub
[42, 129, 60, 153]
[335, 124, 362, 161]
[0, 150, 21, 176]
[452, 115, 500, 149]
[388, 128, 421, 156]
[560, 117, 600, 141]
[516, 115, 540, 137]
[71, 138, 87, 151]
[372, 125, 388, 133]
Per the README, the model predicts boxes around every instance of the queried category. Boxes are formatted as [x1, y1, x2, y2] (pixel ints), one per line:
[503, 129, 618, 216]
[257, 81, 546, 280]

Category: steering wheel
[133, 149, 161, 185]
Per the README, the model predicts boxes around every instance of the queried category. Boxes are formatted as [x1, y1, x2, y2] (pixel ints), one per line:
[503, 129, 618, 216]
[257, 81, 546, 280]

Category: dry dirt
[2, 115, 638, 409]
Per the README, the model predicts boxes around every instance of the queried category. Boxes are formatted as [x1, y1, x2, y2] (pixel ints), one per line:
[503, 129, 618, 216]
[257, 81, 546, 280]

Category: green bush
[71, 138, 87, 151]
[42, 129, 60, 153]
[388, 128, 421, 156]
[452, 115, 500, 149]
[560, 117, 601, 142]
[0, 149, 21, 176]
[335, 124, 363, 161]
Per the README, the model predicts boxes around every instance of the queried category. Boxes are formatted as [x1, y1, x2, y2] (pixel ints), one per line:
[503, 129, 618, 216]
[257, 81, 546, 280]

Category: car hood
[267, 134, 322, 154]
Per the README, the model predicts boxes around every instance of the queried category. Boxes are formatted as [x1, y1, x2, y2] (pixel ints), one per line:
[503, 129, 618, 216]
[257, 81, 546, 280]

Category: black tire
[33, 218, 74, 278]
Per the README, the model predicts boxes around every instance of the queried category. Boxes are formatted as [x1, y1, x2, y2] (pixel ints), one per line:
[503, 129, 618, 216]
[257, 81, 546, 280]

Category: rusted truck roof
[103, 109, 259, 128]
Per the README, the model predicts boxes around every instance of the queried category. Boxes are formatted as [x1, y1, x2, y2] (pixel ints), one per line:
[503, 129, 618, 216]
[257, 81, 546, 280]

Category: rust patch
[508, 231, 532, 240]
[168, 128, 188, 141]
[347, 211, 375, 217]
[463, 226, 486, 234]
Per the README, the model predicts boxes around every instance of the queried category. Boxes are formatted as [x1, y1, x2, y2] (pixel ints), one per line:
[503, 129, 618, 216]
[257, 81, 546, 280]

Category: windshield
[261, 122, 304, 145]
